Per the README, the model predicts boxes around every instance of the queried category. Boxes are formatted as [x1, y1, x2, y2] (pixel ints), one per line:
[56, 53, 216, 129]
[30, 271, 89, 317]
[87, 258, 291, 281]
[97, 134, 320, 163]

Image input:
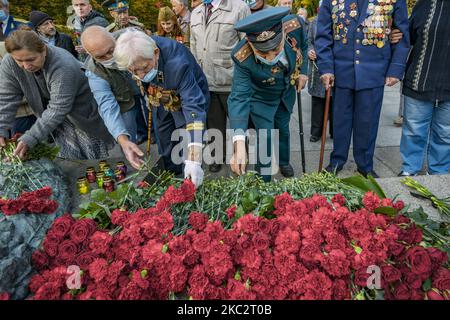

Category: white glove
[184, 160, 204, 187]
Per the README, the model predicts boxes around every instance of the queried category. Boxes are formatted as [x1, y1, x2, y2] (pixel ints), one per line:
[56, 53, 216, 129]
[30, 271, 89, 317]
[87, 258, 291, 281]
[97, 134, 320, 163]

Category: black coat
[55, 32, 78, 59]
[402, 0, 450, 102]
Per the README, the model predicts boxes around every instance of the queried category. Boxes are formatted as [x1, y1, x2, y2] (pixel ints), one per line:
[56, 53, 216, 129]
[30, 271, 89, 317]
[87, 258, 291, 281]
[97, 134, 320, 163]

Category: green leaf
[422, 278, 432, 292]
[354, 290, 366, 300]
[141, 269, 148, 279]
[161, 243, 169, 254]
[234, 271, 241, 281]
[91, 189, 107, 202]
[374, 206, 397, 217]
[341, 175, 386, 199]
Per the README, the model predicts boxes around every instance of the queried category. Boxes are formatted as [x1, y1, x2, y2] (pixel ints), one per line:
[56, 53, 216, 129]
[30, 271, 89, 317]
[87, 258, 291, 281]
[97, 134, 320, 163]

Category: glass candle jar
[85, 167, 97, 183]
[77, 177, 90, 195]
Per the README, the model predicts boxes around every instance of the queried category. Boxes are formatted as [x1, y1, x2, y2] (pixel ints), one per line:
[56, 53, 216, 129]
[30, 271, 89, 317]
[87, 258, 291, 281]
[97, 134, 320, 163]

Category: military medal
[271, 66, 281, 74]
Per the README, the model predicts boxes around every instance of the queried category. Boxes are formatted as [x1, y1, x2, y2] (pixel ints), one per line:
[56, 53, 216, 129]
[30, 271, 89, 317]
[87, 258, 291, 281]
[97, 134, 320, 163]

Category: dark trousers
[330, 86, 384, 173]
[207, 92, 229, 163]
[12, 115, 37, 137]
[152, 107, 183, 175]
[310, 96, 333, 138]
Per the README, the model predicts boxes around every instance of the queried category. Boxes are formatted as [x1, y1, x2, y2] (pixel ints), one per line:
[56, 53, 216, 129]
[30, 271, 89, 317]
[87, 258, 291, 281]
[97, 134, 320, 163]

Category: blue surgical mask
[256, 50, 285, 66]
[203, 0, 213, 4]
[0, 10, 7, 22]
[141, 68, 157, 83]
[244, 0, 257, 8]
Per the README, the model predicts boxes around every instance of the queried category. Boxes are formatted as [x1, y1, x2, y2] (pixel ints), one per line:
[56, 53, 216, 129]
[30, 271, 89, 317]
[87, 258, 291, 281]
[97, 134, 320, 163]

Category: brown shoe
[393, 117, 403, 127]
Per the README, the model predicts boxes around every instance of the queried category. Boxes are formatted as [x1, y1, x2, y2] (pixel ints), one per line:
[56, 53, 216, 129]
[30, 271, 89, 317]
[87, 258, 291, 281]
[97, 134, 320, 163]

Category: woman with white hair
[114, 29, 210, 187]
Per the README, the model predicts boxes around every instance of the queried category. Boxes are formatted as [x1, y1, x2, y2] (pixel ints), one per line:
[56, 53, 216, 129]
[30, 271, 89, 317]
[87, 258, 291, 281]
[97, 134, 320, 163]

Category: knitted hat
[29, 11, 53, 29]
[158, 7, 176, 22]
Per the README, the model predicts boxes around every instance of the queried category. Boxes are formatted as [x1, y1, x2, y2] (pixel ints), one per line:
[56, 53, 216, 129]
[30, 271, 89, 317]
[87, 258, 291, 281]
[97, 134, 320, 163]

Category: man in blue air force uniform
[228, 7, 308, 182]
[315, 0, 410, 177]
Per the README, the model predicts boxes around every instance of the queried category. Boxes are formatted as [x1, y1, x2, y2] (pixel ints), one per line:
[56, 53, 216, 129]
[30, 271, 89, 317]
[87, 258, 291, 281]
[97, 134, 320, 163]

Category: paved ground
[55, 83, 449, 219]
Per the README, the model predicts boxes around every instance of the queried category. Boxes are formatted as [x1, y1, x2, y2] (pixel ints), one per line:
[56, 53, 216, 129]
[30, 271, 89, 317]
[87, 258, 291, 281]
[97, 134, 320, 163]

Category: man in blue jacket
[315, 0, 410, 178]
[0, 0, 30, 41]
[112, 28, 210, 187]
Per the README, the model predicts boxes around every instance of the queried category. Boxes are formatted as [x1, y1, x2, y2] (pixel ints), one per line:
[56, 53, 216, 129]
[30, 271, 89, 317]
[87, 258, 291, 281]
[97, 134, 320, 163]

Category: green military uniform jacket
[228, 14, 308, 133]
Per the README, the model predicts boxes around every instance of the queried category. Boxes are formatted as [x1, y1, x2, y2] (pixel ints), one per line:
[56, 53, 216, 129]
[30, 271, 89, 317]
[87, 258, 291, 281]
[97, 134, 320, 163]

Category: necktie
[206, 4, 213, 23]
[0, 22, 5, 41]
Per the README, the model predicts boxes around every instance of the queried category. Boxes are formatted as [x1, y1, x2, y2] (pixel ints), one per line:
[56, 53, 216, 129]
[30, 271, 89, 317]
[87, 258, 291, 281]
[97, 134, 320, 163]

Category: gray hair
[1, 0, 9, 6]
[114, 29, 157, 70]
[172, 0, 188, 7]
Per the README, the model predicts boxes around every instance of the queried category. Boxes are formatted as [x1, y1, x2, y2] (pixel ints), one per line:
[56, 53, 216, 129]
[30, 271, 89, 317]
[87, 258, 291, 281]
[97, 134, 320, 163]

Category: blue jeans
[400, 96, 450, 174]
[122, 104, 138, 143]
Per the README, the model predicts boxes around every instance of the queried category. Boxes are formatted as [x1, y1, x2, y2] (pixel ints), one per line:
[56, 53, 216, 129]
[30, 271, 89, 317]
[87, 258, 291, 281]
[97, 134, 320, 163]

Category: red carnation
[43, 200, 58, 214]
[188, 212, 209, 231]
[362, 191, 381, 211]
[331, 193, 346, 206]
[432, 268, 450, 291]
[393, 200, 405, 211]
[69, 219, 97, 244]
[89, 231, 113, 256]
[0, 292, 10, 300]
[34, 186, 53, 198]
[320, 249, 351, 278]
[226, 205, 237, 220]
[1, 199, 24, 215]
[50, 214, 74, 238]
[27, 199, 48, 213]
[111, 209, 129, 226]
[273, 192, 293, 215]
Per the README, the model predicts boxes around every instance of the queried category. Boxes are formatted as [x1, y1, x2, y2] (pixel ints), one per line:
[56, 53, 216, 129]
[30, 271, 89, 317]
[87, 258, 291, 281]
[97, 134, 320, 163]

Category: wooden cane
[318, 88, 331, 172]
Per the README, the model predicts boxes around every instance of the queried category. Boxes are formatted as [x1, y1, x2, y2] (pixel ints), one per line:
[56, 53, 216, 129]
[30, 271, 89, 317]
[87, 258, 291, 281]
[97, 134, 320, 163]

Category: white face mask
[99, 56, 117, 69]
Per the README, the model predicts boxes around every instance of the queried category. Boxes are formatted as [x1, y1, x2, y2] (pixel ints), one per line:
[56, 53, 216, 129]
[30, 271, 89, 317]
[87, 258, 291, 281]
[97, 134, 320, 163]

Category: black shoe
[324, 164, 342, 175]
[280, 164, 294, 177]
[357, 168, 379, 178]
[310, 135, 320, 142]
[209, 163, 222, 173]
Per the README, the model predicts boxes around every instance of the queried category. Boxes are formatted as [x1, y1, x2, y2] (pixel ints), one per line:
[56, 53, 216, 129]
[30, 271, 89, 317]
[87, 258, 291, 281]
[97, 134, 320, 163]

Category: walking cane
[318, 88, 331, 172]
[297, 89, 306, 174]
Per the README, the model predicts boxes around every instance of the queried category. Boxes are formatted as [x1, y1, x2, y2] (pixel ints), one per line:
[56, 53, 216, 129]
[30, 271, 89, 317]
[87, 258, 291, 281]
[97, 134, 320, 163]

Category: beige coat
[190, 0, 250, 92]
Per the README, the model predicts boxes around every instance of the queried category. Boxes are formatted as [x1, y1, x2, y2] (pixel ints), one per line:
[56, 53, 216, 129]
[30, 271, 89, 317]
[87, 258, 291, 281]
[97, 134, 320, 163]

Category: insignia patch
[234, 43, 253, 63]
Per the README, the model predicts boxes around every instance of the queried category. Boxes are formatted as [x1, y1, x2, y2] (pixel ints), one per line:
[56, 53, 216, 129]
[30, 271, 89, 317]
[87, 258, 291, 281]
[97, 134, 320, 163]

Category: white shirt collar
[1, 16, 9, 32]
[211, 0, 222, 9]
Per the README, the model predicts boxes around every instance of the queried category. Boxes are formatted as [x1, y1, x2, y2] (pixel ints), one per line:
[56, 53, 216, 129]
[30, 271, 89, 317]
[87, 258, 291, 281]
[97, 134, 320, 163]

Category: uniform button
[357, 28, 361, 32]
[356, 39, 360, 44]
[356, 50, 360, 55]
[355, 60, 360, 64]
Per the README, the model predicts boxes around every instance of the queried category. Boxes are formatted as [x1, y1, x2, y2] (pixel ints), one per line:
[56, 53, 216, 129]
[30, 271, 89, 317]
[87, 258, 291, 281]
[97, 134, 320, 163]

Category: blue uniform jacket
[315, 0, 410, 90]
[228, 15, 308, 133]
[149, 36, 210, 144]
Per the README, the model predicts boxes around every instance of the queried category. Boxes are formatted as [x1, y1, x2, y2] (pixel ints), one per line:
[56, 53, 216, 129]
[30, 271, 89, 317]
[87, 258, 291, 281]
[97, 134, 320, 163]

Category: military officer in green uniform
[102, 0, 149, 34]
[228, 7, 308, 182]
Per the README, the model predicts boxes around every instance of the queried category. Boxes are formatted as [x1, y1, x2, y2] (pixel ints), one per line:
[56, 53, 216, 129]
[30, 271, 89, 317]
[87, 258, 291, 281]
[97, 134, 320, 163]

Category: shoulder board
[234, 42, 253, 63]
[129, 19, 144, 28]
[106, 23, 116, 32]
[283, 17, 301, 34]
[14, 18, 30, 24]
